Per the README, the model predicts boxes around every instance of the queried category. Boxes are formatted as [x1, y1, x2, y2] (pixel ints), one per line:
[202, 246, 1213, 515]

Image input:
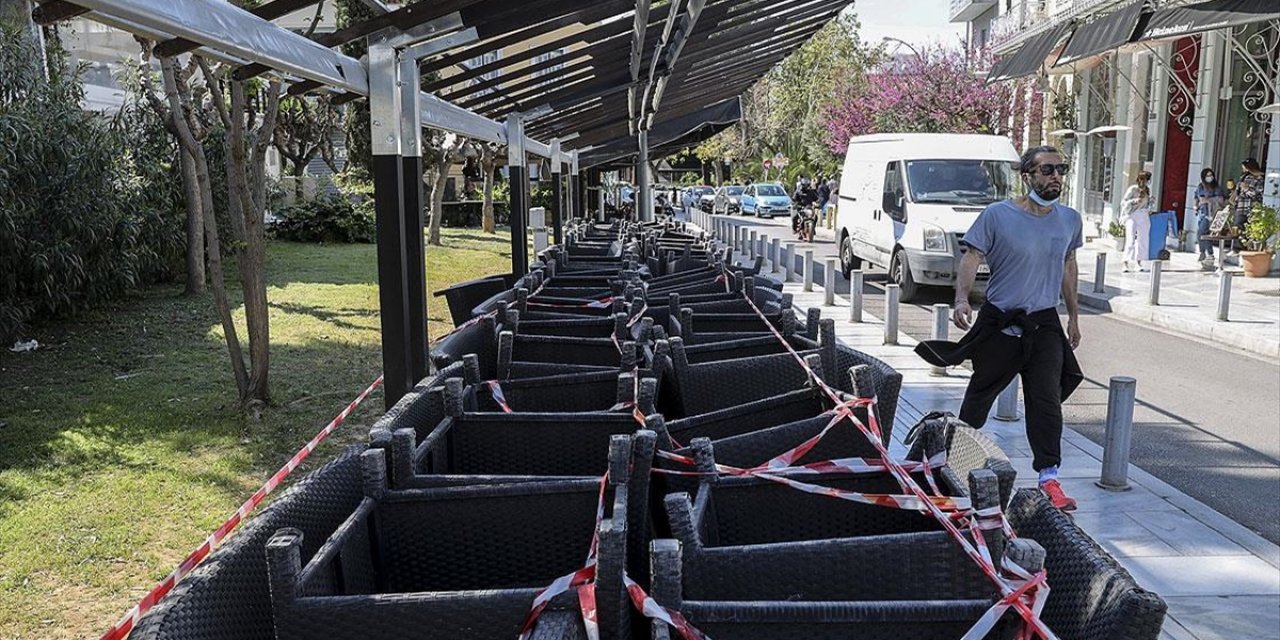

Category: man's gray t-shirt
[961, 200, 1083, 314]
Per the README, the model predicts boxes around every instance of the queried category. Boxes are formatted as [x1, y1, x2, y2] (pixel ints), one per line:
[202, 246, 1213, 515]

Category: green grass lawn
[0, 228, 513, 638]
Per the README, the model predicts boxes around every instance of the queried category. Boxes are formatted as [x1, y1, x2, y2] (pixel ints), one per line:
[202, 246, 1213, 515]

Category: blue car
[739, 183, 792, 218]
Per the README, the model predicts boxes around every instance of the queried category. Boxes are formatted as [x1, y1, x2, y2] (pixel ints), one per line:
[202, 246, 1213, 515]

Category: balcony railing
[989, 0, 1130, 51]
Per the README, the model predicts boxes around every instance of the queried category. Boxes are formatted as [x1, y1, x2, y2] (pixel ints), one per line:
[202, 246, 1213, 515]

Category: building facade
[952, 0, 1280, 247]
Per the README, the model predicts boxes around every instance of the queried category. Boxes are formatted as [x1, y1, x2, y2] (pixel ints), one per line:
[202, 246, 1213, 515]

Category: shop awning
[1054, 0, 1151, 67]
[987, 22, 1074, 82]
[1137, 0, 1280, 43]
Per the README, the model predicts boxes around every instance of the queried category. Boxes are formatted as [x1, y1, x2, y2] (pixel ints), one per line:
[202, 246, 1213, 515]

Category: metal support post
[370, 41, 411, 407]
[570, 152, 583, 220]
[849, 270, 864, 322]
[398, 54, 427, 385]
[770, 237, 781, 273]
[506, 114, 530, 275]
[1147, 260, 1162, 305]
[824, 258, 837, 306]
[782, 243, 795, 282]
[1097, 376, 1137, 491]
[1093, 252, 1107, 293]
[637, 128, 651, 222]
[994, 378, 1020, 421]
[550, 140, 563, 245]
[930, 304, 948, 375]
[748, 229, 757, 259]
[884, 284, 900, 345]
[1217, 271, 1232, 321]
[803, 249, 815, 292]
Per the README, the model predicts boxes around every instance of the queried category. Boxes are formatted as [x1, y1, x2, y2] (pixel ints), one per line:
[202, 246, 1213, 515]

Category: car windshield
[756, 185, 787, 197]
[693, 187, 714, 196]
[904, 160, 1019, 205]
[726, 186, 745, 196]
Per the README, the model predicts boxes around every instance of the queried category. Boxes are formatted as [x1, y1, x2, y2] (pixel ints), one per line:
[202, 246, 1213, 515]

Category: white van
[835, 133, 1021, 302]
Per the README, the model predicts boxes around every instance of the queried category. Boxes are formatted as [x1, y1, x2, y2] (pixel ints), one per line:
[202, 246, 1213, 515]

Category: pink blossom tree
[821, 44, 1014, 154]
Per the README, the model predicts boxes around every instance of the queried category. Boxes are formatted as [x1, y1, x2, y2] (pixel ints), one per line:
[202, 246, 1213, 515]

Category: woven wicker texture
[131, 446, 368, 640]
[1007, 489, 1167, 640]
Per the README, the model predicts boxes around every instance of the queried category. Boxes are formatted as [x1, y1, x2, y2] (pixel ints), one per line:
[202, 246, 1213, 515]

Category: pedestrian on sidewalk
[1227, 157, 1265, 253]
[913, 145, 1085, 512]
[1194, 167, 1227, 264]
[1121, 171, 1154, 272]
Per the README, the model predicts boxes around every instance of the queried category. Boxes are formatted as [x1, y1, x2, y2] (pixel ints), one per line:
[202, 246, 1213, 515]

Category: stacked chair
[130, 218, 1165, 640]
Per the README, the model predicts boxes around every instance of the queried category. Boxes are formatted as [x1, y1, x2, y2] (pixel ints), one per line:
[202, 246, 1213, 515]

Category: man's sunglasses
[1031, 163, 1070, 176]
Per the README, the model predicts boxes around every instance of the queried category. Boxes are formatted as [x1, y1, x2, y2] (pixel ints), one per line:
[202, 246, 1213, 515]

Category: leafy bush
[271, 196, 375, 243]
[0, 31, 186, 342]
[1244, 203, 1279, 253]
[1108, 220, 1125, 238]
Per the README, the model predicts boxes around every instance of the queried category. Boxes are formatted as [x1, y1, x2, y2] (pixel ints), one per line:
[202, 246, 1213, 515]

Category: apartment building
[951, 0, 1279, 244]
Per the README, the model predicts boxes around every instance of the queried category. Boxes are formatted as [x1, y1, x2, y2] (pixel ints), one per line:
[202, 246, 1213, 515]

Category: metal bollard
[783, 243, 796, 282]
[849, 270, 864, 322]
[884, 284, 900, 345]
[749, 229, 758, 259]
[756, 234, 765, 262]
[770, 238, 781, 273]
[1147, 260, 1162, 305]
[994, 378, 1020, 421]
[1217, 271, 1232, 322]
[1093, 252, 1107, 294]
[930, 304, 949, 375]
[1097, 376, 1137, 492]
[803, 249, 815, 292]
[824, 258, 837, 306]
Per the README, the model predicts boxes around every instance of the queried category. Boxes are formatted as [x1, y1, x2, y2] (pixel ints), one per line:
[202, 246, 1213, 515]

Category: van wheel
[890, 249, 919, 303]
[840, 236, 862, 279]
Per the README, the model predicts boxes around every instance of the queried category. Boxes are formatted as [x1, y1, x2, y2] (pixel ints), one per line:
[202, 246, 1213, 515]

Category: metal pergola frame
[33, 0, 851, 405]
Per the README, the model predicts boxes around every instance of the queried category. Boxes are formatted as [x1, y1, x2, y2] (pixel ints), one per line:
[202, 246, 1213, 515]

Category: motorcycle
[792, 206, 818, 243]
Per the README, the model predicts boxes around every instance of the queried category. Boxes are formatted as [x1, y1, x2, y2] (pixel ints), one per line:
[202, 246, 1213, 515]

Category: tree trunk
[0, 0, 44, 79]
[179, 147, 206, 295]
[160, 56, 248, 397]
[223, 77, 278, 412]
[428, 154, 449, 246]
[481, 155, 496, 234]
[292, 162, 307, 203]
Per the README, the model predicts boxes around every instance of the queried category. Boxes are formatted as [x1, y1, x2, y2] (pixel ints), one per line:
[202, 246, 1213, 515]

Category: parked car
[684, 185, 714, 212]
[713, 185, 746, 214]
[739, 183, 792, 218]
[835, 133, 1016, 301]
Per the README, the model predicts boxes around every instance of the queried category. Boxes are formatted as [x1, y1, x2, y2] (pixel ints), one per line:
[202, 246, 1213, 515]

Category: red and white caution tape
[99, 374, 385, 640]
[737, 291, 1058, 639]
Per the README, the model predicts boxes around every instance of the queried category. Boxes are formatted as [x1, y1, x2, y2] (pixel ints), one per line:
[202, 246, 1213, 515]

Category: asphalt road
[714, 213, 1280, 543]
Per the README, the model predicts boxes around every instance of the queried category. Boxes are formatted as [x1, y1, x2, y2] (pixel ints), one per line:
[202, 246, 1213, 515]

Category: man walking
[915, 146, 1085, 511]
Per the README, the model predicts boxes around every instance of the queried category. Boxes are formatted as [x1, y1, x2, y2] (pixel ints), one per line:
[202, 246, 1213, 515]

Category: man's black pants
[958, 326, 1066, 472]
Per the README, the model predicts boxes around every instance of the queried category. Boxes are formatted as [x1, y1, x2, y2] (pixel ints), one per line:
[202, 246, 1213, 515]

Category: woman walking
[1194, 167, 1227, 265]
[1122, 171, 1153, 272]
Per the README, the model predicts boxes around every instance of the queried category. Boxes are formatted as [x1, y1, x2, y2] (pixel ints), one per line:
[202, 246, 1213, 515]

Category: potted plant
[1108, 220, 1126, 253]
[1240, 202, 1279, 277]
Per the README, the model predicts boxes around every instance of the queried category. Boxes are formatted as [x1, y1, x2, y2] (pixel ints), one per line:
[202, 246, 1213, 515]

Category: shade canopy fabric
[1054, 0, 1151, 67]
[987, 22, 1074, 82]
[1137, 0, 1280, 43]
[579, 97, 741, 169]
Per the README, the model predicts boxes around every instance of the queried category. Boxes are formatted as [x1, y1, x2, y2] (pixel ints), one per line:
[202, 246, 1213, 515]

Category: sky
[847, 0, 967, 50]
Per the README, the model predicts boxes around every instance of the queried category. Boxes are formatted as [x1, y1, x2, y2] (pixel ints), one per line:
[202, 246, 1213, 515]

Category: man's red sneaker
[1040, 479, 1078, 512]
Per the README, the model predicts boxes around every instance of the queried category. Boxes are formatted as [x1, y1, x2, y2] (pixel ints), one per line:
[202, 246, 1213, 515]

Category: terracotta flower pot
[1240, 250, 1273, 277]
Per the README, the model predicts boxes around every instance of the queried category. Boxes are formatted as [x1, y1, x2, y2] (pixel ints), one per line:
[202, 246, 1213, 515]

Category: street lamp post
[881, 36, 923, 61]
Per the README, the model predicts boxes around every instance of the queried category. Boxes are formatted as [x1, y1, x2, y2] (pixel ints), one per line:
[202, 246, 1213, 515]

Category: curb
[1076, 290, 1279, 359]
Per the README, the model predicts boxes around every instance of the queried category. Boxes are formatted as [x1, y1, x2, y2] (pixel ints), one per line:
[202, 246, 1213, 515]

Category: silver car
[713, 185, 746, 214]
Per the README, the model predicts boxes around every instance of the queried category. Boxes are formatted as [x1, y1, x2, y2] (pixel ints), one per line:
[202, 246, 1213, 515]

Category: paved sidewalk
[770, 276, 1280, 640]
[1075, 241, 1280, 359]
